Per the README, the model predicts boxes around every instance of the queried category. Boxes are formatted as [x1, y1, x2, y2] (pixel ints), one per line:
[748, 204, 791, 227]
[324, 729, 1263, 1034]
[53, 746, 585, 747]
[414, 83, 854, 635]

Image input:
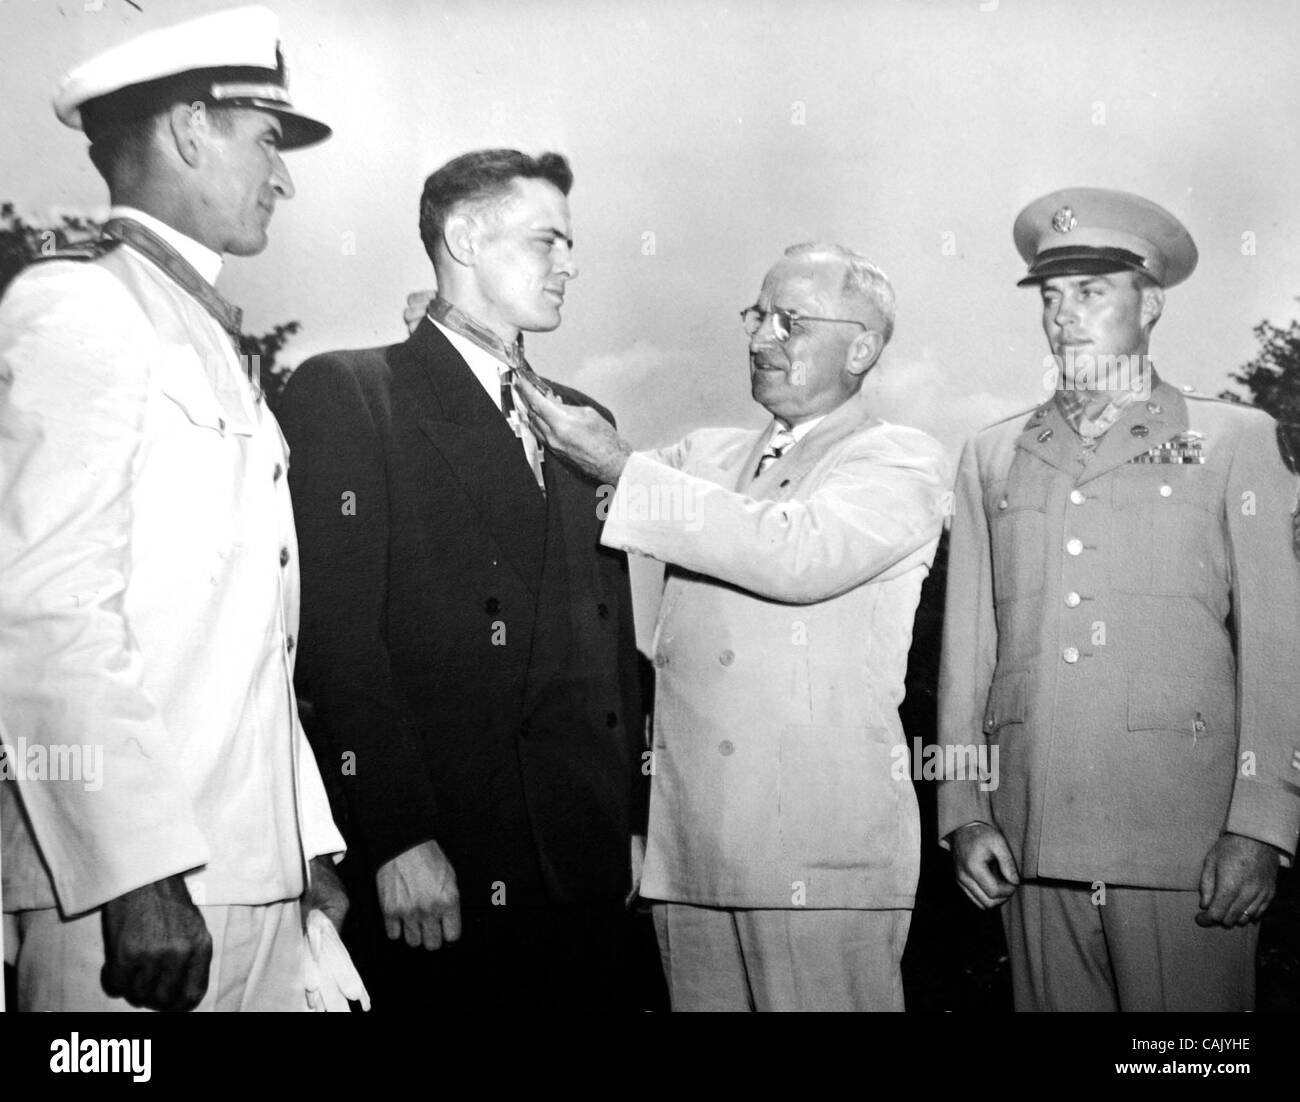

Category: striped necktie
[755, 425, 797, 477]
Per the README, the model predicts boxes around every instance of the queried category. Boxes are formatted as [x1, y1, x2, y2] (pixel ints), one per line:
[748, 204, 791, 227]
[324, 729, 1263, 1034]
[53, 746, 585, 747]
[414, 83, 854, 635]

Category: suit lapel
[1012, 400, 1078, 476]
[400, 318, 548, 594]
[746, 392, 880, 495]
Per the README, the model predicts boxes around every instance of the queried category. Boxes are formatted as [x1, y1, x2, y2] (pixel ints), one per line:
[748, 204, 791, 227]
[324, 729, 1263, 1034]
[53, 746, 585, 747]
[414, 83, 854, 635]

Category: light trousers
[652, 901, 910, 1012]
[14, 898, 307, 1012]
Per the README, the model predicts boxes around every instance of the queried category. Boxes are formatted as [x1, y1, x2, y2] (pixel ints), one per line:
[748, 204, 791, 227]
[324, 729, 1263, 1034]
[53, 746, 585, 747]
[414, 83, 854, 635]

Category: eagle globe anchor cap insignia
[1051, 206, 1077, 234]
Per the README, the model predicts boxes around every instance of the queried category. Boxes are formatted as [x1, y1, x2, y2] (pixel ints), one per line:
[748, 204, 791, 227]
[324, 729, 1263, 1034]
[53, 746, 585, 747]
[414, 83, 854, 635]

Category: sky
[4, 0, 1300, 640]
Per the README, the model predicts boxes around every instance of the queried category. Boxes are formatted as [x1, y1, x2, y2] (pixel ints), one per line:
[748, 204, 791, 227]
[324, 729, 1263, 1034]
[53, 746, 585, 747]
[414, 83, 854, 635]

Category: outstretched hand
[514, 372, 633, 485]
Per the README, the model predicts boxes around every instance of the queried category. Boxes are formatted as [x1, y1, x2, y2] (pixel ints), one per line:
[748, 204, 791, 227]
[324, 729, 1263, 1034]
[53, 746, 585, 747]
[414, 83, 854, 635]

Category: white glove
[304, 908, 371, 1012]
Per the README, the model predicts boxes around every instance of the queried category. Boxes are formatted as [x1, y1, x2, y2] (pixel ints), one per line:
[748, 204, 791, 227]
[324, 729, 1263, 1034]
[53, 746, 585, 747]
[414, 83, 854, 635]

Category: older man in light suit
[518, 242, 948, 1011]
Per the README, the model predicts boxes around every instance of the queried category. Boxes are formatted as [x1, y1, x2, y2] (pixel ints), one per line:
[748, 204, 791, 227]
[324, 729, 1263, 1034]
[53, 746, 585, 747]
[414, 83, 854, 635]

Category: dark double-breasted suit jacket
[276, 318, 645, 932]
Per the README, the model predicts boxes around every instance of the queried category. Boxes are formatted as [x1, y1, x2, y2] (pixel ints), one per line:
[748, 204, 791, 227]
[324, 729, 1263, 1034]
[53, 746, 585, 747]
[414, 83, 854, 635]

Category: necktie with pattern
[755, 425, 797, 477]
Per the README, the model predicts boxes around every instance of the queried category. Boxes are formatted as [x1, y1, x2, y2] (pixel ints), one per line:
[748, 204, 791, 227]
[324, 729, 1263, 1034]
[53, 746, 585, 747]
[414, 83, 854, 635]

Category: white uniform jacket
[603, 393, 948, 909]
[0, 236, 344, 919]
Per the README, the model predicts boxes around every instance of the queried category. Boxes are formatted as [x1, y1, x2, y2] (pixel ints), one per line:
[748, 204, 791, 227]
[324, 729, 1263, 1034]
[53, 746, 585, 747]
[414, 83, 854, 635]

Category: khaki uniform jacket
[0, 242, 344, 919]
[938, 376, 1300, 888]
[603, 393, 948, 909]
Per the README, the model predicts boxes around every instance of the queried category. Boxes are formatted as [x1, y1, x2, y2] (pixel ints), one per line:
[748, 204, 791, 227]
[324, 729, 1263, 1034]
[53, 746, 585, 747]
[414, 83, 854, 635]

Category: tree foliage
[1219, 306, 1300, 425]
[0, 202, 300, 401]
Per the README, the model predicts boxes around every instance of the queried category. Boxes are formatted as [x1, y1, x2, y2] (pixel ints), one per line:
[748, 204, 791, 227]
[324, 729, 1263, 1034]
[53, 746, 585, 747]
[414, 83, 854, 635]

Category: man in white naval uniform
[0, 6, 345, 1012]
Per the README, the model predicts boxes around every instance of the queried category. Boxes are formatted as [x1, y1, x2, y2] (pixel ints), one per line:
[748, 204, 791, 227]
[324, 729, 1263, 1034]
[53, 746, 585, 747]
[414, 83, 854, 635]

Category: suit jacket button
[279, 546, 290, 567]
[273, 463, 283, 482]
[1066, 538, 1083, 556]
[719, 649, 735, 666]
[1069, 489, 1086, 505]
[654, 653, 668, 668]
[1063, 646, 1080, 663]
[718, 739, 735, 756]
[597, 602, 610, 619]
[606, 711, 619, 729]
[1131, 424, 1150, 437]
[286, 635, 295, 654]
[485, 597, 501, 614]
[1064, 591, 1081, 607]
[1159, 484, 1172, 497]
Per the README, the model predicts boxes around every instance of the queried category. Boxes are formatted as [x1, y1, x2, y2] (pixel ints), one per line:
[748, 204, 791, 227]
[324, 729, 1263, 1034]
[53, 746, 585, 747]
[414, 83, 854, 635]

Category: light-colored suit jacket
[937, 378, 1300, 888]
[603, 392, 948, 909]
[0, 240, 343, 919]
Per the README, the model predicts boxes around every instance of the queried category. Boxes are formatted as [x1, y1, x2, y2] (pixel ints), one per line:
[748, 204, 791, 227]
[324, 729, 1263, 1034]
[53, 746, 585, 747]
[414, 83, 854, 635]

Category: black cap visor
[1017, 245, 1152, 287]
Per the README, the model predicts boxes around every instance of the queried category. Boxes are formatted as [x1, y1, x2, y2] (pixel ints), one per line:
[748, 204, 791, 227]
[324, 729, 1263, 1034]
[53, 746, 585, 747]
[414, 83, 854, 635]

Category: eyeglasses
[740, 306, 869, 343]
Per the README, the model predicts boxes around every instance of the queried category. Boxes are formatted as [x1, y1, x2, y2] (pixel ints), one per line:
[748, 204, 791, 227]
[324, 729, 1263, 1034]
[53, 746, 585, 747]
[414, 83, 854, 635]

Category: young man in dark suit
[277, 150, 646, 1010]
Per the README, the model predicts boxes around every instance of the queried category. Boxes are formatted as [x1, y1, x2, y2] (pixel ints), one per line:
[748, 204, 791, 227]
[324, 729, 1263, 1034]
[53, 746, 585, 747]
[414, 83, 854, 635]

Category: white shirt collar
[775, 415, 826, 443]
[430, 317, 506, 412]
[109, 205, 223, 285]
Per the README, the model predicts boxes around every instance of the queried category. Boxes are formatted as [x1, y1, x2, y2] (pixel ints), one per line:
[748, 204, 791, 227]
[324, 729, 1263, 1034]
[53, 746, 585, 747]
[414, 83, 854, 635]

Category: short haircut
[783, 241, 897, 344]
[419, 149, 573, 264]
[87, 101, 237, 186]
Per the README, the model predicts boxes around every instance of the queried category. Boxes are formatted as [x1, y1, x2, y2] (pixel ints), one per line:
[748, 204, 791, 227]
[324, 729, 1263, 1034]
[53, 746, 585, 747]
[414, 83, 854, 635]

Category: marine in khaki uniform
[938, 188, 1300, 1011]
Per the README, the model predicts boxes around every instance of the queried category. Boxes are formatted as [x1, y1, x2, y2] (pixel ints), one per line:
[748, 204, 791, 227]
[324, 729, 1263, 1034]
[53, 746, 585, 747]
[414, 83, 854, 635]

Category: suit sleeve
[600, 428, 948, 604]
[935, 436, 999, 845]
[0, 266, 209, 915]
[278, 356, 441, 874]
[1223, 412, 1300, 858]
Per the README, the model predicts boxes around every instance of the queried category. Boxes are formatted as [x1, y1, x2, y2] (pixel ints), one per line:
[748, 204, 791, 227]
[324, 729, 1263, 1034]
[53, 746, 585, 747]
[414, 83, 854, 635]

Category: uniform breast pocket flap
[156, 345, 227, 432]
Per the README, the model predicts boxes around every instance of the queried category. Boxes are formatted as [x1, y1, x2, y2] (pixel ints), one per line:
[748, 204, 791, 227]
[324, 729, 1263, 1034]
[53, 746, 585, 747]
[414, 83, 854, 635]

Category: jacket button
[1037, 428, 1054, 443]
[654, 653, 668, 669]
[1131, 424, 1150, 438]
[997, 498, 1009, 510]
[218, 417, 226, 433]
[983, 716, 996, 731]
[279, 546, 290, 567]
[273, 463, 283, 482]
[1069, 489, 1086, 505]
[718, 740, 735, 756]
[286, 635, 295, 654]
[1066, 538, 1083, 556]
[605, 712, 619, 729]
[1063, 646, 1079, 663]
[1159, 484, 1172, 497]
[485, 597, 500, 614]
[1064, 591, 1081, 608]
[597, 602, 610, 619]
[719, 649, 735, 666]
